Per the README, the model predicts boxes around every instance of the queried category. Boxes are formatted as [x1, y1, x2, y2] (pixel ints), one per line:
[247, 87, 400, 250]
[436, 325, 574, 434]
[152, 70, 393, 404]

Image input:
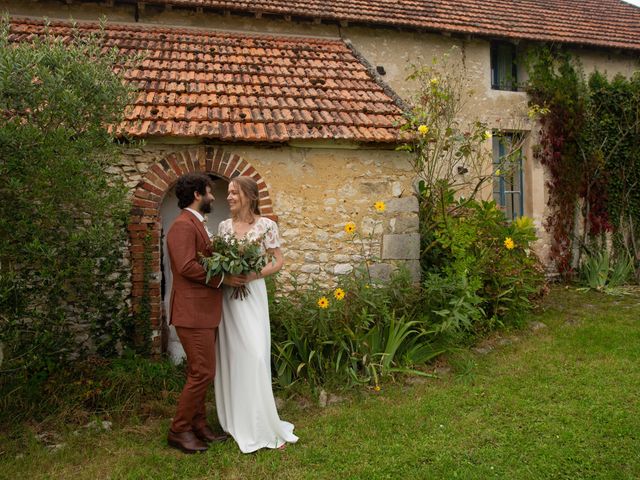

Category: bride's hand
[223, 274, 247, 287]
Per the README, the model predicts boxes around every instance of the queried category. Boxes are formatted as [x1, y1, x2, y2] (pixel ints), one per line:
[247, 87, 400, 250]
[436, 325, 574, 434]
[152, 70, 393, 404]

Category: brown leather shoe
[167, 429, 209, 454]
[193, 425, 229, 443]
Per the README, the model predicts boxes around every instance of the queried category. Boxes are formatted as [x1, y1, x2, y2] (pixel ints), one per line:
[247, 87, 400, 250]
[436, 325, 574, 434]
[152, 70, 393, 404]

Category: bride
[214, 176, 298, 453]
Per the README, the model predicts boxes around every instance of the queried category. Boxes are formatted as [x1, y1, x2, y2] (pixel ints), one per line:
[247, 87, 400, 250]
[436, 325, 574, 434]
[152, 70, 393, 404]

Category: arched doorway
[128, 147, 276, 356]
[160, 175, 230, 363]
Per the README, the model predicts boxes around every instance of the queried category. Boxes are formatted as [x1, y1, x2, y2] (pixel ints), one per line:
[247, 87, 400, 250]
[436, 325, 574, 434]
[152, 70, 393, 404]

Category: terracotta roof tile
[127, 0, 640, 51]
[7, 17, 404, 142]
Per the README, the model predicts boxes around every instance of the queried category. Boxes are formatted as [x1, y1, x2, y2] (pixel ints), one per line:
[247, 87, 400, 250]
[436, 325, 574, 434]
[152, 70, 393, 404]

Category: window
[493, 133, 524, 220]
[491, 42, 518, 91]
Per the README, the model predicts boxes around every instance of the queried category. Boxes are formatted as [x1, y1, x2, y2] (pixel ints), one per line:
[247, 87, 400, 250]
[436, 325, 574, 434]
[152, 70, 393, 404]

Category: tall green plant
[400, 50, 546, 332]
[0, 19, 135, 390]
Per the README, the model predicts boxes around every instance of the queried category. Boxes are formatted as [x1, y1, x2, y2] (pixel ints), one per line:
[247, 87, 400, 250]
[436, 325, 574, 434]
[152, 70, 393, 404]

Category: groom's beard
[200, 198, 213, 214]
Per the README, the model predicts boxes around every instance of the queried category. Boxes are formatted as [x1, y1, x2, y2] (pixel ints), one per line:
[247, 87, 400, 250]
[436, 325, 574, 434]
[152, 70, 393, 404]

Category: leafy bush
[0, 21, 136, 400]
[269, 267, 443, 390]
[588, 71, 640, 283]
[268, 199, 544, 392]
[400, 51, 547, 335]
[420, 191, 545, 334]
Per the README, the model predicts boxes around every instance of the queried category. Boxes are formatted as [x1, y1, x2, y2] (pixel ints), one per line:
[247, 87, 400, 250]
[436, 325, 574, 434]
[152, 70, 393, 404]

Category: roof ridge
[9, 14, 348, 45]
[83, 0, 640, 51]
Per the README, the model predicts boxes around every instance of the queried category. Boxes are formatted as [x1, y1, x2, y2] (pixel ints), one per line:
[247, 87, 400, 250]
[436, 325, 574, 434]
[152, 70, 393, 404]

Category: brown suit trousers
[171, 327, 216, 432]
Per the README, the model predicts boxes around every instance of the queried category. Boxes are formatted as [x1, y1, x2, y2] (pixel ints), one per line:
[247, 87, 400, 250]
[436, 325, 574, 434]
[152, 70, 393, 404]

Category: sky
[623, 0, 640, 6]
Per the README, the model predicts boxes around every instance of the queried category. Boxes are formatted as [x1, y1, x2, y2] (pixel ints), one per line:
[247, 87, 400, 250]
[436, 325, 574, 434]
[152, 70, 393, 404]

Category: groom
[166, 173, 245, 454]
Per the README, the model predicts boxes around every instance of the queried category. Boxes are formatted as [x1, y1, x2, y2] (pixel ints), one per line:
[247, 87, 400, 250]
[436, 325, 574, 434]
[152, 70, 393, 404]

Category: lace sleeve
[262, 218, 281, 250]
[217, 219, 230, 237]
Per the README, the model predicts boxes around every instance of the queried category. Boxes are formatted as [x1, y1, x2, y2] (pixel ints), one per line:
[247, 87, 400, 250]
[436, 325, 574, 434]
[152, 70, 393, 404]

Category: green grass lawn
[1, 287, 639, 479]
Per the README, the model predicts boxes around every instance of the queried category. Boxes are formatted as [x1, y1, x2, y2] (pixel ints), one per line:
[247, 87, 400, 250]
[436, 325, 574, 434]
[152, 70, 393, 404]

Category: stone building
[3, 0, 639, 357]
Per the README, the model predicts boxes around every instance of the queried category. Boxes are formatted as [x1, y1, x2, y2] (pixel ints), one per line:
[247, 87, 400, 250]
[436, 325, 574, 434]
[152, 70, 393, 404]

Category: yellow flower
[494, 168, 502, 176]
[344, 222, 356, 234]
[317, 296, 329, 309]
[374, 385, 381, 392]
[430, 77, 439, 86]
[483, 130, 492, 140]
[504, 237, 515, 250]
[417, 124, 429, 135]
[374, 201, 386, 212]
[334, 288, 345, 300]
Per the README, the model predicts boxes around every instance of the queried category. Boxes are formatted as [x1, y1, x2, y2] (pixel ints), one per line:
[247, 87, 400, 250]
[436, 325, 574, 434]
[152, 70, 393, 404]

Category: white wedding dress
[214, 216, 298, 453]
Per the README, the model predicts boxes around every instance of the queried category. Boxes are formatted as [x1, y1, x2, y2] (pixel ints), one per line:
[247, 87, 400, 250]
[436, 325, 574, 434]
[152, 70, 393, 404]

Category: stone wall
[113, 141, 419, 343]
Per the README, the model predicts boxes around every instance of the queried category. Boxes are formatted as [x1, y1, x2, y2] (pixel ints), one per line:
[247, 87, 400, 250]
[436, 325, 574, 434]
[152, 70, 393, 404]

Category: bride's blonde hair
[231, 176, 261, 216]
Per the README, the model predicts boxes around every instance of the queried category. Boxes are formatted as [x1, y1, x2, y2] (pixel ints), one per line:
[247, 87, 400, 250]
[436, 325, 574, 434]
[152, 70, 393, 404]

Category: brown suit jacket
[167, 210, 223, 329]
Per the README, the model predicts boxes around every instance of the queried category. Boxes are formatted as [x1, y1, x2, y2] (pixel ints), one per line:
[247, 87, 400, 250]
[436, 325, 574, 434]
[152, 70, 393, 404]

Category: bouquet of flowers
[200, 234, 271, 300]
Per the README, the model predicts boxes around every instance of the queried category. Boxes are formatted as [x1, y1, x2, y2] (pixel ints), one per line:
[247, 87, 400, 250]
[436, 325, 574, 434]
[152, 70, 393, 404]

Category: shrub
[0, 20, 136, 401]
[401, 50, 547, 334]
[420, 192, 545, 334]
[526, 48, 640, 280]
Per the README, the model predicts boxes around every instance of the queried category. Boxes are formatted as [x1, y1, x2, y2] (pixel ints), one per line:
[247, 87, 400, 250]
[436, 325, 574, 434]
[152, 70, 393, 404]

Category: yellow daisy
[317, 296, 329, 309]
[334, 288, 345, 300]
[374, 201, 386, 213]
[430, 77, 439, 86]
[504, 237, 515, 250]
[417, 124, 429, 135]
[344, 222, 356, 234]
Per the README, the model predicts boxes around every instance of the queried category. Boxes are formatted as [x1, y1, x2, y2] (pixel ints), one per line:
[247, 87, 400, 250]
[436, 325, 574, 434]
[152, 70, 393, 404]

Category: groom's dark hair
[175, 173, 213, 209]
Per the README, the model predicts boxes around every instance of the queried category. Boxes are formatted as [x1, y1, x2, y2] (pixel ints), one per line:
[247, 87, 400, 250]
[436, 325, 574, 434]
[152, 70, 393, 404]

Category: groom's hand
[223, 274, 247, 287]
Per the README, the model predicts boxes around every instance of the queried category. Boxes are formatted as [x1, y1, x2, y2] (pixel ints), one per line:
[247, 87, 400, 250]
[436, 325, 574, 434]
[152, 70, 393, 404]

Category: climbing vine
[526, 47, 639, 279]
[589, 72, 640, 278]
[526, 48, 592, 275]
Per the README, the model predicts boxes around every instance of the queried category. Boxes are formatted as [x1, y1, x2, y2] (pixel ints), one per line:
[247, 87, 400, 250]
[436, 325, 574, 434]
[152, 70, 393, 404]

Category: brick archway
[128, 147, 275, 350]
